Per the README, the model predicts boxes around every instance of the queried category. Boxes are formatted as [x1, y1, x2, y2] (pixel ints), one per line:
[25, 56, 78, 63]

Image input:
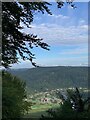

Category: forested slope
[9, 66, 88, 92]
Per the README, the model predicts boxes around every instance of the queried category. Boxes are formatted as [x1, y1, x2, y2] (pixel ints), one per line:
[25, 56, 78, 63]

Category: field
[24, 103, 60, 118]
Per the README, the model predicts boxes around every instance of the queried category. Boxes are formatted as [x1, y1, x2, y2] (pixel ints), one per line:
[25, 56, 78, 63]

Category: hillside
[9, 66, 88, 93]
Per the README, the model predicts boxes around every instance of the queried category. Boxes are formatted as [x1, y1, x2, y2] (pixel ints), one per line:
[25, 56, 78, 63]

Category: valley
[23, 87, 89, 118]
[8, 66, 89, 118]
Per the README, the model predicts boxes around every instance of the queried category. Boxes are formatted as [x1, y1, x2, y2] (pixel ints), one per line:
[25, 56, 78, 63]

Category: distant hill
[9, 66, 88, 93]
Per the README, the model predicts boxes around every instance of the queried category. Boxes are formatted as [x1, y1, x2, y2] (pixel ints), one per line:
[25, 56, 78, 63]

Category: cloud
[48, 14, 69, 19]
[11, 45, 88, 69]
[35, 55, 88, 67]
[59, 46, 88, 56]
[11, 60, 33, 69]
[24, 23, 88, 45]
[80, 25, 88, 29]
[79, 19, 86, 25]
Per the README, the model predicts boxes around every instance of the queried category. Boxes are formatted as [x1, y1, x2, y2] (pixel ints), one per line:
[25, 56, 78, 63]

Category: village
[26, 87, 88, 105]
[27, 89, 64, 105]
[23, 87, 89, 117]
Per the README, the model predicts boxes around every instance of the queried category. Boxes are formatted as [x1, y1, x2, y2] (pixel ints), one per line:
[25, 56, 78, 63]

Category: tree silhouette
[2, 2, 52, 68]
[2, 0, 75, 68]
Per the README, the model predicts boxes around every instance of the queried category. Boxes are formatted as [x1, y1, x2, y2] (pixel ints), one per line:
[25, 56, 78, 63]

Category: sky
[11, 2, 88, 69]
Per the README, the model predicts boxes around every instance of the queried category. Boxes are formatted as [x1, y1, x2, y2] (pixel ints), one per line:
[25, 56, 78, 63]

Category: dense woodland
[2, 71, 27, 119]
[9, 66, 88, 92]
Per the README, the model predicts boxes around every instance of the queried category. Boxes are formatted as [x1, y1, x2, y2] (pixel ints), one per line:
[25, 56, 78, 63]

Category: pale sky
[11, 2, 88, 69]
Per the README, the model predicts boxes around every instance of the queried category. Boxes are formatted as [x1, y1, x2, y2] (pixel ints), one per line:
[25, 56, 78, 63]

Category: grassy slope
[24, 103, 60, 118]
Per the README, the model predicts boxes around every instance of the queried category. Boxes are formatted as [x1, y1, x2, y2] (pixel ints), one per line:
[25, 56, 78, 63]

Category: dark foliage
[57, 0, 76, 9]
[2, 2, 52, 68]
[2, 71, 29, 119]
[67, 87, 90, 112]
[40, 88, 90, 120]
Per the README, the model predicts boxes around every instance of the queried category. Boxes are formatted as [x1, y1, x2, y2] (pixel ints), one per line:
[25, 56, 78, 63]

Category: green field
[24, 103, 60, 118]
